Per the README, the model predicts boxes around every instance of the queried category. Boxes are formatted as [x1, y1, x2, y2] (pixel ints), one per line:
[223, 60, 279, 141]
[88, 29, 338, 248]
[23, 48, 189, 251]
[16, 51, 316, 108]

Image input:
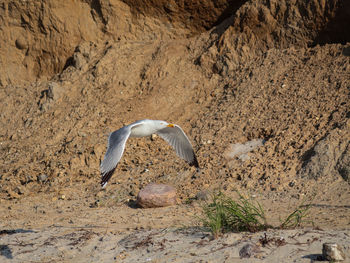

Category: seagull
[100, 119, 199, 188]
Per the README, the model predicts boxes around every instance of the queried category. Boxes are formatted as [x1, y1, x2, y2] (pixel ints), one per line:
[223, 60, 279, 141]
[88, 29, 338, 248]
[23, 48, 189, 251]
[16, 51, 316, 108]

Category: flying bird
[100, 119, 199, 188]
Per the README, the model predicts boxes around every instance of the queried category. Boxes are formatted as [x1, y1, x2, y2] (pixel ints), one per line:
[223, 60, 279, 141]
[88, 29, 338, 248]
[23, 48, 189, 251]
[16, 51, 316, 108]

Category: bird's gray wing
[100, 126, 131, 188]
[156, 125, 199, 168]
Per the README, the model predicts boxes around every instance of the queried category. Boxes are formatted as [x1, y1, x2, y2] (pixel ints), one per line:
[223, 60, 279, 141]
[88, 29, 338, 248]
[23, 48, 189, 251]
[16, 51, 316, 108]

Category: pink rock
[137, 183, 177, 208]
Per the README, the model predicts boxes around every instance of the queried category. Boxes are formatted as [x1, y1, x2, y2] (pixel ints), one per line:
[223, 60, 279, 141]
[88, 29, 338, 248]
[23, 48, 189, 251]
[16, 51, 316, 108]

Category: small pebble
[322, 243, 345, 261]
[239, 243, 258, 258]
[15, 37, 28, 50]
[37, 174, 48, 182]
[196, 190, 210, 201]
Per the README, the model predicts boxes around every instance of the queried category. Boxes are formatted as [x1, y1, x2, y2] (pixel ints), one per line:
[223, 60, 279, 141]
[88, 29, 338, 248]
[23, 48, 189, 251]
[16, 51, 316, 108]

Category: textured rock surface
[298, 128, 350, 179]
[323, 243, 346, 261]
[137, 183, 177, 208]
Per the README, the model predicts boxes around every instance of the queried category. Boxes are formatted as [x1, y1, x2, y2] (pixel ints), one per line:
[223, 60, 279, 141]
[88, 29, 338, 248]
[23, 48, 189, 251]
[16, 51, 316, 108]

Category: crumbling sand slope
[1, 0, 349, 200]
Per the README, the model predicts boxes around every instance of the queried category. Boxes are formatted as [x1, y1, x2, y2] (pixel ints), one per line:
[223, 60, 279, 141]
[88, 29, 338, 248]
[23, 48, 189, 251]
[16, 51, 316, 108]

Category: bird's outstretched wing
[100, 126, 131, 188]
[156, 125, 199, 168]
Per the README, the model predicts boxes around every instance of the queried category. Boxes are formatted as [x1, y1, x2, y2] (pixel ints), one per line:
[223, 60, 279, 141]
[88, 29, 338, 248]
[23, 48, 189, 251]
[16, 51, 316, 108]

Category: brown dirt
[0, 0, 349, 261]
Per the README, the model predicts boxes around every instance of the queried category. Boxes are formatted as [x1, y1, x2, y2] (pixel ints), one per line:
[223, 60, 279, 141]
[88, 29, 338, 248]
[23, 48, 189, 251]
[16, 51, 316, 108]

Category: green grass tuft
[199, 191, 313, 238]
[279, 198, 314, 229]
[200, 191, 270, 238]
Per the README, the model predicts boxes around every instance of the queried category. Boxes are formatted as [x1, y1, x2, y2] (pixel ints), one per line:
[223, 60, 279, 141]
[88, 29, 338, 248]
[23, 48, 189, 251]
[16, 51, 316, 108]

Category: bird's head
[155, 120, 174, 129]
[157, 120, 174, 128]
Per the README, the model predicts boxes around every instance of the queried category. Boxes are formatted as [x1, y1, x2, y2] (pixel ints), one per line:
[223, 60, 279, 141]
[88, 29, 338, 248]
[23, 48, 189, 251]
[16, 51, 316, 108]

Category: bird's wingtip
[189, 154, 199, 169]
[100, 167, 117, 188]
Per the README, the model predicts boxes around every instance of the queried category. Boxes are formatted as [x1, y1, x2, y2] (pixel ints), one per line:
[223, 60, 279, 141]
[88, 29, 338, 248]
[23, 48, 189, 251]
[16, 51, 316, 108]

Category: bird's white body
[129, 120, 166, 137]
[100, 119, 199, 188]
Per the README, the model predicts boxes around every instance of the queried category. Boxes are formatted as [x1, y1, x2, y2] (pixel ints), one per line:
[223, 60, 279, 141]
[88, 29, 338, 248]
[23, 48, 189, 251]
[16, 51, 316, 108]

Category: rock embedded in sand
[196, 189, 210, 201]
[137, 183, 177, 208]
[15, 37, 28, 50]
[239, 243, 259, 258]
[224, 139, 265, 161]
[322, 243, 345, 261]
[37, 174, 48, 182]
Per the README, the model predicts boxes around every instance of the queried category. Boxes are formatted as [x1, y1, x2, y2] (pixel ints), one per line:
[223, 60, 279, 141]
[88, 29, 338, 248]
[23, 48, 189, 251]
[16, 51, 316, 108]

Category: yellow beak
[167, 124, 175, 127]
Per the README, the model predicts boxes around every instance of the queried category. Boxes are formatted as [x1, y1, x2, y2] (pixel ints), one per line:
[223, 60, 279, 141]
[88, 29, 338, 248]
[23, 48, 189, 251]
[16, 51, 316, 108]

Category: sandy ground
[1, 186, 349, 262]
[1, 226, 350, 262]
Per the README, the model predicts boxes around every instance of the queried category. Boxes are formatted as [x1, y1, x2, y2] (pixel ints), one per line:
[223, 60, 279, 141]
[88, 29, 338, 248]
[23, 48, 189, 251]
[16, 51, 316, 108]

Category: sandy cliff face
[1, 1, 101, 85]
[3, 0, 348, 86]
[0, 0, 349, 205]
